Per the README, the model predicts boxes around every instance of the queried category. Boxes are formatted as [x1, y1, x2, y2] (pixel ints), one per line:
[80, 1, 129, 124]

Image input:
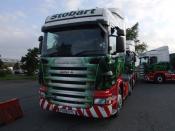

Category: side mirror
[134, 53, 137, 62]
[134, 54, 137, 62]
[116, 36, 125, 53]
[111, 28, 115, 35]
[39, 42, 42, 54]
[38, 36, 43, 54]
[38, 36, 43, 42]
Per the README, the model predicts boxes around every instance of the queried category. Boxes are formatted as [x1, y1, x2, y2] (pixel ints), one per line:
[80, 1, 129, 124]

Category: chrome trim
[50, 95, 90, 102]
[46, 76, 95, 82]
[49, 89, 88, 96]
[48, 70, 91, 75]
[48, 82, 88, 89]
[50, 64, 94, 68]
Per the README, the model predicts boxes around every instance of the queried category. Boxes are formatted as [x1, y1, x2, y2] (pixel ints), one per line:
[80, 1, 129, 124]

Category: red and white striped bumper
[39, 98, 113, 118]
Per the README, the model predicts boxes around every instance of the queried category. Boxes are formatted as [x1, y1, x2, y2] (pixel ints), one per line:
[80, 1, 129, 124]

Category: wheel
[155, 74, 164, 84]
[117, 90, 123, 113]
[111, 88, 123, 117]
[132, 78, 135, 87]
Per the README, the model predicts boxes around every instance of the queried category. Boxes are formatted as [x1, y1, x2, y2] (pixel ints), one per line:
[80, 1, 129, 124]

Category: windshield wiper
[75, 50, 104, 56]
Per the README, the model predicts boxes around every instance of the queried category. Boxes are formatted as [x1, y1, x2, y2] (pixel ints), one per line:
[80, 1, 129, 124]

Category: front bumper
[39, 98, 113, 118]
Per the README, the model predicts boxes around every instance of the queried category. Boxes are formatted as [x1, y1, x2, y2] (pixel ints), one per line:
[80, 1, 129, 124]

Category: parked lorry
[38, 8, 137, 118]
[139, 46, 175, 83]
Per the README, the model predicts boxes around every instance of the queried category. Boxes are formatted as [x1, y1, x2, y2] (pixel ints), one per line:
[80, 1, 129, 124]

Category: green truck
[139, 46, 175, 83]
[38, 8, 137, 118]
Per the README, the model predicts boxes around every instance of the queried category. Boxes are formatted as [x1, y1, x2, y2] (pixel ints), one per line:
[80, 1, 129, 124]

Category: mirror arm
[38, 36, 43, 42]
[115, 26, 125, 36]
[38, 36, 43, 54]
[111, 51, 117, 55]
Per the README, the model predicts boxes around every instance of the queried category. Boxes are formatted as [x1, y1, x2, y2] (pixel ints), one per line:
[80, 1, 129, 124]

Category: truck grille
[45, 63, 96, 108]
[139, 65, 145, 79]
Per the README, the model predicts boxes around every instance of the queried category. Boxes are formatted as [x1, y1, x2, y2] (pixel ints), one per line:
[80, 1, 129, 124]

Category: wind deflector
[45, 9, 103, 23]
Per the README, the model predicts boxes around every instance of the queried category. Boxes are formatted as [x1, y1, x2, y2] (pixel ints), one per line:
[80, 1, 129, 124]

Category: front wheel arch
[111, 82, 123, 117]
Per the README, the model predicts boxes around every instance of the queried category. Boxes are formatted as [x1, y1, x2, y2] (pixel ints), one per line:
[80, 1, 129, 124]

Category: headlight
[94, 98, 106, 104]
[94, 97, 112, 105]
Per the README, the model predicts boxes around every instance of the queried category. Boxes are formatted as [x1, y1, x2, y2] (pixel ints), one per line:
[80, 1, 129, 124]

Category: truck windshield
[140, 57, 149, 64]
[42, 27, 107, 57]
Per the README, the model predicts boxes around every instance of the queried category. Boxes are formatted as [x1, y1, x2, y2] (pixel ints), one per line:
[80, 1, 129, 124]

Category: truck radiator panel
[45, 65, 96, 108]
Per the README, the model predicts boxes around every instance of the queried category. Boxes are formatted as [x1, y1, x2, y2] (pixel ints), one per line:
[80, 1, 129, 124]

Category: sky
[0, 0, 175, 59]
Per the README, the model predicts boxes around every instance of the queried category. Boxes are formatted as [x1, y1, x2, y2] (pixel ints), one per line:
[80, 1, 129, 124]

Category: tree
[126, 23, 147, 55]
[126, 22, 139, 42]
[0, 59, 6, 77]
[13, 62, 20, 70]
[0, 59, 3, 69]
[21, 48, 39, 75]
[135, 42, 148, 55]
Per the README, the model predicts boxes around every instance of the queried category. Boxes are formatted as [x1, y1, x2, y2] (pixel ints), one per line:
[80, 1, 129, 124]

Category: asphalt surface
[0, 80, 175, 131]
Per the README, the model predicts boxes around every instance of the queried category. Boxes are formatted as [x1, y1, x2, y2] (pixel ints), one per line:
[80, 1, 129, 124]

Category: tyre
[128, 81, 132, 95]
[117, 89, 123, 113]
[155, 74, 164, 84]
[132, 78, 135, 87]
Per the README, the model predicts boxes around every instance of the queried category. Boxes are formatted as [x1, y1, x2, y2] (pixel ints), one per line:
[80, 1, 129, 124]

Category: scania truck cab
[38, 8, 136, 118]
[139, 46, 175, 83]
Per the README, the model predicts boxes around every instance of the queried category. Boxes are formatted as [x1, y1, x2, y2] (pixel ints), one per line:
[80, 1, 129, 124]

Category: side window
[109, 36, 116, 54]
[47, 32, 59, 49]
[109, 28, 117, 54]
[140, 57, 149, 64]
[150, 56, 157, 64]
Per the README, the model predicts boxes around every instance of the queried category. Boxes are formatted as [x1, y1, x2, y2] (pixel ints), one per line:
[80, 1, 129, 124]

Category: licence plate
[59, 108, 74, 115]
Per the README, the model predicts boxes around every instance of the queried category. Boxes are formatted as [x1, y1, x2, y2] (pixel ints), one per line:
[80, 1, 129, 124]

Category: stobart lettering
[47, 9, 96, 22]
